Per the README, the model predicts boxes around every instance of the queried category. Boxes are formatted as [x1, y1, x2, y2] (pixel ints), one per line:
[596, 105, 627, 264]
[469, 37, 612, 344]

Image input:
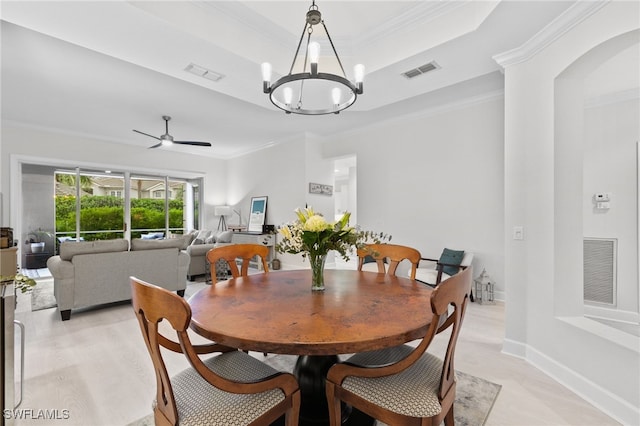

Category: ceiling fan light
[160, 135, 173, 146]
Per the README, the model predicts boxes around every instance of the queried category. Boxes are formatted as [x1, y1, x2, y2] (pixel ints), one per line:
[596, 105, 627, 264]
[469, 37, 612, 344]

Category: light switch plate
[513, 226, 524, 240]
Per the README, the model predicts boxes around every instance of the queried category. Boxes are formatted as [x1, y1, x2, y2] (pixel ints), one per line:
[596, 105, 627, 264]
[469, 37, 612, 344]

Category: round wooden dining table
[189, 269, 434, 426]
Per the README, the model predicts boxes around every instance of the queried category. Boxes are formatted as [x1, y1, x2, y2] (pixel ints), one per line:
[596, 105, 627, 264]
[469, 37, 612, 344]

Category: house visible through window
[110, 190, 122, 198]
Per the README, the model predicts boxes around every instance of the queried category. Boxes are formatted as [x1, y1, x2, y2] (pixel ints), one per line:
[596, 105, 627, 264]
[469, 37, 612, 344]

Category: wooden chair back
[130, 276, 300, 426]
[130, 276, 230, 425]
[357, 243, 421, 279]
[206, 243, 270, 283]
[326, 266, 473, 425]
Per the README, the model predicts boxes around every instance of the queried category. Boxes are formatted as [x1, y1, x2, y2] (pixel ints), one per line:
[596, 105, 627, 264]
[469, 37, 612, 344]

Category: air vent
[402, 61, 440, 79]
[584, 238, 617, 305]
[185, 63, 225, 82]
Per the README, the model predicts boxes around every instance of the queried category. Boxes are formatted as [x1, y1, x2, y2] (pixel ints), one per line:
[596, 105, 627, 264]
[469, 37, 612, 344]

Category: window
[51, 168, 201, 242]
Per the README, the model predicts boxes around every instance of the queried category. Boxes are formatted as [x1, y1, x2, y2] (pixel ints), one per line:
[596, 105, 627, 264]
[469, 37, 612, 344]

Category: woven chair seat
[171, 351, 285, 426]
[341, 348, 445, 418]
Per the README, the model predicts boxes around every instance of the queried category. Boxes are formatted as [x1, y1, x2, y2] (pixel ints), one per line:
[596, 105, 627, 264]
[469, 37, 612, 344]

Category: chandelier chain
[322, 21, 347, 78]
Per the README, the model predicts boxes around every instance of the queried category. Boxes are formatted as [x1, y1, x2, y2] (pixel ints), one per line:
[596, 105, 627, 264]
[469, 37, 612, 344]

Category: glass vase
[309, 253, 327, 291]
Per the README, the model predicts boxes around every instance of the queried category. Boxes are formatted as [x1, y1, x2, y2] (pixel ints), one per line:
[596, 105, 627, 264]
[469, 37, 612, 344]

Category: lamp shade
[214, 206, 233, 216]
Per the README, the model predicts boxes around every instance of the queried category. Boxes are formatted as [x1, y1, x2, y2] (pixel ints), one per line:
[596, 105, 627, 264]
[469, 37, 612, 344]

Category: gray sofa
[47, 238, 189, 320]
[185, 229, 234, 280]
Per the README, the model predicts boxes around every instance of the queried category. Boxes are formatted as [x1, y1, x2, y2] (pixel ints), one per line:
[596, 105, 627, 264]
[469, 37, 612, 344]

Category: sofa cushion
[131, 238, 185, 251]
[59, 239, 129, 261]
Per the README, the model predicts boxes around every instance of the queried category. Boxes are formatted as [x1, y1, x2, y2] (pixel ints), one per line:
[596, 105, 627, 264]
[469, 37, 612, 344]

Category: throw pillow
[205, 235, 217, 244]
[439, 248, 464, 277]
[195, 230, 210, 241]
[191, 238, 204, 245]
[216, 230, 233, 243]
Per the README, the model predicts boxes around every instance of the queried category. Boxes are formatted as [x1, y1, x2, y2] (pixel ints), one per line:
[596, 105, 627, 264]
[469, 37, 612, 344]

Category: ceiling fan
[133, 115, 212, 148]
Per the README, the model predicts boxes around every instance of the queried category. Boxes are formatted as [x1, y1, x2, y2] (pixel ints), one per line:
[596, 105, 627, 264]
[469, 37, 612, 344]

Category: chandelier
[261, 0, 364, 115]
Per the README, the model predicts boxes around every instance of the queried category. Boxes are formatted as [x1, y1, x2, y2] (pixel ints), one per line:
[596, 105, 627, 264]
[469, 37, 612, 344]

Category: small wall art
[309, 183, 333, 196]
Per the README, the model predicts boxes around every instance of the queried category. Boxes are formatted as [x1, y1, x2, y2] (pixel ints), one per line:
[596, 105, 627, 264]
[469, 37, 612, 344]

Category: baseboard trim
[502, 338, 639, 425]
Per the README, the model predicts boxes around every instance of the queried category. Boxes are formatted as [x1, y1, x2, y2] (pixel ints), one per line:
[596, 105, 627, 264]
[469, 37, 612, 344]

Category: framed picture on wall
[248, 196, 268, 233]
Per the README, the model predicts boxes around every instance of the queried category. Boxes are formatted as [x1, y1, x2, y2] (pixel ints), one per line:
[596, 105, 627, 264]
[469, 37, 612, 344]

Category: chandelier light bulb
[331, 87, 341, 105]
[261, 62, 272, 82]
[308, 42, 321, 64]
[283, 87, 293, 105]
[354, 64, 365, 83]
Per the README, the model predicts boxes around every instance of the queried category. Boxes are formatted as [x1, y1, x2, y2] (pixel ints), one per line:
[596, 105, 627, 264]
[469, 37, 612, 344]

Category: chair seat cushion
[341, 347, 446, 418]
[171, 350, 285, 426]
[414, 269, 452, 286]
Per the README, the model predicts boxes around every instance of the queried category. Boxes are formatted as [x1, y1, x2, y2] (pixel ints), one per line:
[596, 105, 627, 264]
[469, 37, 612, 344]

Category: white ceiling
[1, 0, 577, 159]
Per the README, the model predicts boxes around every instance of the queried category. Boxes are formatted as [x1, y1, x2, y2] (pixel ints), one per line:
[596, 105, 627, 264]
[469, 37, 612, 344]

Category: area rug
[127, 354, 501, 426]
[30, 279, 57, 311]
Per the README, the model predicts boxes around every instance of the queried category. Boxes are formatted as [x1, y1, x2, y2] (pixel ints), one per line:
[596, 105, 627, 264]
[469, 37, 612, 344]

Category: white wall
[0, 125, 228, 233]
[226, 134, 309, 268]
[321, 96, 506, 296]
[584, 98, 639, 316]
[502, 2, 639, 423]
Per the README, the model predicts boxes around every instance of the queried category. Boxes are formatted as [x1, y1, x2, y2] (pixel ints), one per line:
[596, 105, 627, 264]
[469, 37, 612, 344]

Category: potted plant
[1, 273, 37, 294]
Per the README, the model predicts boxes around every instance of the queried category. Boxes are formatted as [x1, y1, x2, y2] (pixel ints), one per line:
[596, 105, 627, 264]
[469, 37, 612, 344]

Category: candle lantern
[474, 268, 494, 304]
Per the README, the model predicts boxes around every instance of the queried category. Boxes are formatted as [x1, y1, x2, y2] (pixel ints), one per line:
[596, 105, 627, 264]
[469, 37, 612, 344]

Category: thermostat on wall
[593, 192, 611, 210]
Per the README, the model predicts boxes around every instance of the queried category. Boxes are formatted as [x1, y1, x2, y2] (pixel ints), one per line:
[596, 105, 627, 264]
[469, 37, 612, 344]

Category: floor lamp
[215, 206, 232, 231]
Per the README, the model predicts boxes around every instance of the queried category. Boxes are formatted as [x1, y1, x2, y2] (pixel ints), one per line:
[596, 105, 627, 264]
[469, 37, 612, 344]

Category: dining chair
[206, 243, 270, 283]
[325, 266, 473, 426]
[357, 243, 421, 279]
[414, 249, 474, 287]
[130, 276, 300, 426]
[208, 243, 272, 355]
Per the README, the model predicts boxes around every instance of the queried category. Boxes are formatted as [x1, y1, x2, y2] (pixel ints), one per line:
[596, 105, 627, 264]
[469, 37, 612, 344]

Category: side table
[24, 252, 51, 270]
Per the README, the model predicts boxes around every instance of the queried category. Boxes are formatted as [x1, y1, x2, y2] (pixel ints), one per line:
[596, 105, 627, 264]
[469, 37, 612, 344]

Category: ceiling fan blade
[133, 129, 161, 140]
[173, 140, 212, 147]
[148, 142, 163, 149]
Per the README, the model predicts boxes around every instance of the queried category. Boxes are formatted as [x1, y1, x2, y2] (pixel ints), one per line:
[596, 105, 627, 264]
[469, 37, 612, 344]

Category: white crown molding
[493, 0, 610, 68]
[193, 1, 296, 50]
[349, 1, 469, 50]
[194, 1, 469, 59]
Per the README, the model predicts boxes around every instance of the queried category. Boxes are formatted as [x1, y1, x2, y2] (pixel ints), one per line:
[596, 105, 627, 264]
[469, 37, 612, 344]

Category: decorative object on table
[214, 205, 232, 231]
[474, 268, 495, 304]
[0, 227, 13, 248]
[277, 207, 390, 291]
[261, 0, 364, 115]
[26, 228, 53, 254]
[247, 196, 268, 233]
